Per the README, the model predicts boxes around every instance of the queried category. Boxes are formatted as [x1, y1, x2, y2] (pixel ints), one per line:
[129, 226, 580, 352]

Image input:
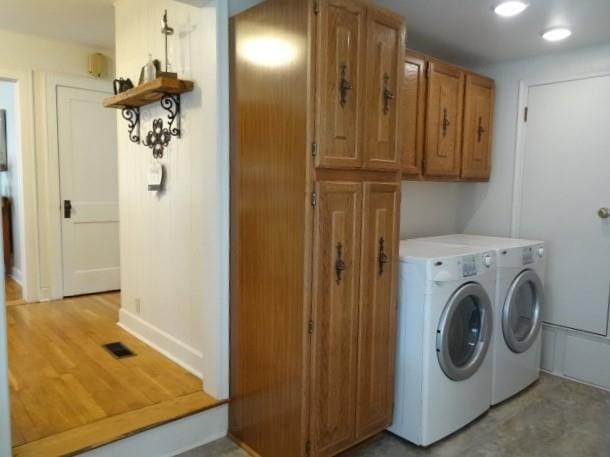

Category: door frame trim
[43, 73, 113, 300]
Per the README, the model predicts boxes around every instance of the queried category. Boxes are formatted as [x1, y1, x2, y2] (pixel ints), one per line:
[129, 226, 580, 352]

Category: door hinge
[524, 106, 529, 122]
[305, 440, 312, 455]
[311, 191, 317, 207]
[425, 61, 431, 79]
[313, 1, 320, 15]
[311, 142, 318, 157]
[308, 320, 314, 334]
[421, 158, 427, 170]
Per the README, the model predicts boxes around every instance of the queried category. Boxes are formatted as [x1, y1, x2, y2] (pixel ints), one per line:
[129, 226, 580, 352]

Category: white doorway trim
[0, 68, 39, 304]
[510, 69, 610, 238]
[43, 73, 113, 300]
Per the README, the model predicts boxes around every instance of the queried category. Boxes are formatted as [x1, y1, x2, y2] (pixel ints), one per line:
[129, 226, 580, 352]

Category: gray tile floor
[178, 374, 610, 457]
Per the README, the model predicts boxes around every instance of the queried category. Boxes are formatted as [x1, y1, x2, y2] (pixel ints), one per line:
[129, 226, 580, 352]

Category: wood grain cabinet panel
[461, 73, 495, 180]
[363, 7, 404, 171]
[424, 60, 464, 178]
[316, 0, 366, 169]
[399, 51, 426, 176]
[311, 181, 362, 457]
[356, 182, 399, 440]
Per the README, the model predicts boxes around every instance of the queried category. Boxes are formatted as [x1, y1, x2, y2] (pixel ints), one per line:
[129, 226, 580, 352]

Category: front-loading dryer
[389, 240, 496, 446]
[418, 234, 546, 405]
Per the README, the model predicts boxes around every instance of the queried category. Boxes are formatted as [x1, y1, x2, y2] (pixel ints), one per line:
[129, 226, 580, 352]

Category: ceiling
[0, 0, 115, 50]
[372, 0, 610, 66]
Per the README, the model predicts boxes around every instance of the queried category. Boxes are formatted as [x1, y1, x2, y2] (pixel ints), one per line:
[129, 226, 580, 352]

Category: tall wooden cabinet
[230, 1, 404, 456]
[400, 50, 495, 181]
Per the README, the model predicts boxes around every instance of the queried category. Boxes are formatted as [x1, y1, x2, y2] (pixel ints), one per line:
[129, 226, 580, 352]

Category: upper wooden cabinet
[425, 60, 464, 178]
[398, 51, 426, 176]
[316, 0, 366, 169]
[316, 1, 405, 171]
[400, 51, 495, 181]
[462, 73, 495, 180]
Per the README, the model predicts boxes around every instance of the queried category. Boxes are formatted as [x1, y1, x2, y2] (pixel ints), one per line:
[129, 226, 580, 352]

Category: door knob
[598, 207, 610, 219]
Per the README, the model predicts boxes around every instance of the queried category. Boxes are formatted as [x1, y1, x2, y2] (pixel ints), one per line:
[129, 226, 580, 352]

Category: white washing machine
[389, 240, 496, 446]
[418, 234, 546, 405]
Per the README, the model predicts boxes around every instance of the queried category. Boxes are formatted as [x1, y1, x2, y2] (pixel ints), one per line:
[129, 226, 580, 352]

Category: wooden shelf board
[103, 77, 194, 109]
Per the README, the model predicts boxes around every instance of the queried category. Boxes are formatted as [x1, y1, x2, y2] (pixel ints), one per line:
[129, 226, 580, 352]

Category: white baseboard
[79, 404, 228, 457]
[9, 267, 23, 286]
[118, 308, 204, 379]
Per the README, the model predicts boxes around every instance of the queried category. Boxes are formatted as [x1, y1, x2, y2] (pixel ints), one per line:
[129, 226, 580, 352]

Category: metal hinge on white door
[524, 106, 529, 122]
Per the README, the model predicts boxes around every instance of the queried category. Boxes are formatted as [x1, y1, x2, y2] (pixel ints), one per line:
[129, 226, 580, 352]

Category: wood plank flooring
[5, 277, 25, 306]
[7, 292, 224, 456]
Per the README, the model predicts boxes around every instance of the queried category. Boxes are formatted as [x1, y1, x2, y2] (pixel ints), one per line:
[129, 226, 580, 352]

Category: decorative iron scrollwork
[335, 242, 347, 285]
[477, 116, 485, 143]
[382, 73, 395, 115]
[339, 63, 352, 108]
[143, 118, 171, 158]
[378, 237, 389, 275]
[160, 94, 181, 137]
[121, 107, 140, 143]
[442, 108, 451, 137]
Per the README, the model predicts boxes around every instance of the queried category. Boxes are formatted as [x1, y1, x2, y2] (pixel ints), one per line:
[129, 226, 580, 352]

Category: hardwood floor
[7, 292, 225, 456]
[5, 277, 24, 306]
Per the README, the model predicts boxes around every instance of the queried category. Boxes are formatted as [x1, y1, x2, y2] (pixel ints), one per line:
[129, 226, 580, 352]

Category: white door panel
[58, 86, 120, 296]
[519, 75, 610, 335]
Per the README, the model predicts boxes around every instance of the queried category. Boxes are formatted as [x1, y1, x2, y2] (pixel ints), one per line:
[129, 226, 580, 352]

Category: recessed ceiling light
[493, 1, 529, 17]
[542, 27, 572, 42]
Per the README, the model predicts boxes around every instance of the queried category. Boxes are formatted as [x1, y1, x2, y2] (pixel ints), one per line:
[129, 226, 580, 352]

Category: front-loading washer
[389, 240, 496, 446]
[417, 234, 546, 405]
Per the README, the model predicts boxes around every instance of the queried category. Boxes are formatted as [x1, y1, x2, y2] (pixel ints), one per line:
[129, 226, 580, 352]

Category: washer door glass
[503, 269, 544, 353]
[437, 283, 492, 381]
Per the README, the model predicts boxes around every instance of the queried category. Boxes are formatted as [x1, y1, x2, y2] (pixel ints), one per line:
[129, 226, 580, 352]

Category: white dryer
[389, 240, 496, 446]
[419, 234, 546, 405]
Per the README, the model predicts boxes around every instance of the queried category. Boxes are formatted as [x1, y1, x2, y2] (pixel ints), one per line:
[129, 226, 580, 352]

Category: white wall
[459, 42, 610, 390]
[0, 81, 23, 283]
[0, 28, 114, 301]
[114, 0, 229, 400]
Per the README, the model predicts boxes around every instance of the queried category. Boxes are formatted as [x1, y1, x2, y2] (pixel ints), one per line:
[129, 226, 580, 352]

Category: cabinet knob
[339, 63, 352, 108]
[378, 237, 390, 275]
[382, 73, 394, 115]
[335, 242, 347, 284]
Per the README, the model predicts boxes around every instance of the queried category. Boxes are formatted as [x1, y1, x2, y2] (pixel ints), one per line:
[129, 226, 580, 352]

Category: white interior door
[58, 86, 120, 296]
[517, 74, 610, 335]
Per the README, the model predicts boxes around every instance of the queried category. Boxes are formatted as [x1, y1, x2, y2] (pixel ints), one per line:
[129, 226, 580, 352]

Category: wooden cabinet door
[356, 182, 399, 440]
[424, 60, 464, 178]
[399, 50, 426, 176]
[311, 181, 362, 456]
[316, 0, 366, 169]
[461, 73, 494, 180]
[362, 6, 404, 171]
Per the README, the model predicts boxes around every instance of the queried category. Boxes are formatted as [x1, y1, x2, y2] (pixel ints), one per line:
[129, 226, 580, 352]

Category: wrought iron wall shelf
[103, 77, 194, 156]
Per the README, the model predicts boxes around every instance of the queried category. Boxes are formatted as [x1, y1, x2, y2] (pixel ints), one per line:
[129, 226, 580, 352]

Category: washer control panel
[429, 251, 496, 282]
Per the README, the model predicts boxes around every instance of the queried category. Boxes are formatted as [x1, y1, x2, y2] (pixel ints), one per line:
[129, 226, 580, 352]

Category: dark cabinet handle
[339, 63, 352, 107]
[477, 116, 486, 143]
[64, 200, 72, 219]
[382, 73, 394, 115]
[442, 108, 451, 137]
[378, 237, 390, 275]
[335, 242, 347, 285]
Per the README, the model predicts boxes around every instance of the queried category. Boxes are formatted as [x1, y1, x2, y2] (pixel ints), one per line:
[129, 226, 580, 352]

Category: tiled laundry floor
[178, 373, 610, 457]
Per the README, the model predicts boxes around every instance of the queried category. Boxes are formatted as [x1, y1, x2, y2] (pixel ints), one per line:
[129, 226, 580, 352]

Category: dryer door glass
[503, 269, 544, 353]
[437, 283, 492, 381]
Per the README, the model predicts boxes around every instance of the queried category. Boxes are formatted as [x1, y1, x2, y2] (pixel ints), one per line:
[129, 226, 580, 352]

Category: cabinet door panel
[462, 74, 494, 180]
[363, 7, 404, 170]
[356, 182, 399, 440]
[316, 0, 366, 169]
[399, 51, 426, 176]
[424, 61, 464, 178]
[311, 181, 362, 456]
